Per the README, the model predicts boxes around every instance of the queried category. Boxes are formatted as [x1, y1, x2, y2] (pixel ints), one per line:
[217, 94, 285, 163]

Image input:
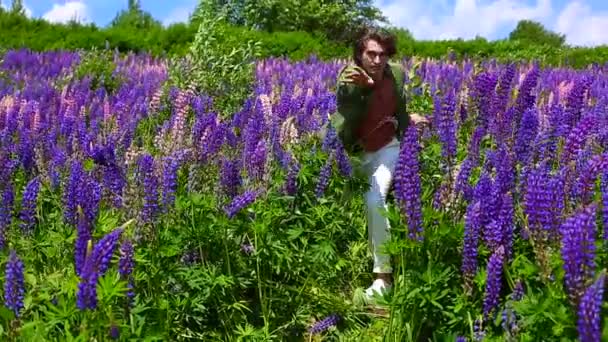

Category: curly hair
[352, 26, 397, 67]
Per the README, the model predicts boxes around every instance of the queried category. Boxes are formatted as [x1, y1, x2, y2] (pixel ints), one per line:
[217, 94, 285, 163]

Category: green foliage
[2, 8, 608, 68]
[72, 48, 124, 93]
[109, 0, 162, 30]
[171, 11, 262, 116]
[509, 20, 566, 48]
[193, 0, 387, 42]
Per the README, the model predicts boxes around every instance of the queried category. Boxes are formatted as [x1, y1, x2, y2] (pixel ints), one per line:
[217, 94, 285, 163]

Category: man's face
[360, 39, 388, 80]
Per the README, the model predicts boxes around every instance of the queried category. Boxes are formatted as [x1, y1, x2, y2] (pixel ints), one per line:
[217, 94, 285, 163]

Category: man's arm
[330, 65, 372, 148]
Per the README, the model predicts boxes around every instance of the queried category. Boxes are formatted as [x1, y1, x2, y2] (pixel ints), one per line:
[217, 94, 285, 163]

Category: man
[330, 27, 428, 301]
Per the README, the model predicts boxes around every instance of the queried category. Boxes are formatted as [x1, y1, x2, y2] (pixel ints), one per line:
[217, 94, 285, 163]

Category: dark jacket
[329, 62, 409, 155]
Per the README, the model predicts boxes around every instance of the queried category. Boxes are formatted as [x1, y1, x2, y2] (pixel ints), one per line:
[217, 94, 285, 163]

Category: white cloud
[555, 1, 608, 46]
[42, 1, 89, 24]
[163, 5, 194, 26]
[1, 0, 33, 17]
[377, 0, 552, 41]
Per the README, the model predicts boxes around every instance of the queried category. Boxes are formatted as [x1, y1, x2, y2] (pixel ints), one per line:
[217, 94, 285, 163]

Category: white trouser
[361, 137, 400, 274]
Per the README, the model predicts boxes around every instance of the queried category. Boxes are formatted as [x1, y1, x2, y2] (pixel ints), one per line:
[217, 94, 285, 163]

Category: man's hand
[341, 66, 374, 88]
[410, 113, 430, 126]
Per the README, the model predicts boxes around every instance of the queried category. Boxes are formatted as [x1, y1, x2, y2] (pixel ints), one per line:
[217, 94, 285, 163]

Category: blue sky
[2, 0, 608, 46]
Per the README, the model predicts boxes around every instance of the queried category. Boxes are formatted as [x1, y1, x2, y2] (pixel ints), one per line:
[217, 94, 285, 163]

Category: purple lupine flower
[315, 157, 333, 198]
[394, 125, 423, 240]
[602, 173, 608, 240]
[577, 272, 605, 342]
[103, 164, 125, 208]
[74, 211, 92, 277]
[224, 190, 259, 219]
[334, 143, 352, 177]
[494, 145, 515, 195]
[119, 239, 134, 277]
[563, 76, 590, 132]
[109, 324, 120, 340]
[561, 115, 596, 164]
[572, 153, 608, 205]
[138, 154, 159, 224]
[467, 126, 486, 164]
[309, 313, 340, 334]
[64, 160, 83, 226]
[492, 63, 515, 118]
[240, 243, 254, 255]
[219, 157, 241, 199]
[283, 159, 300, 196]
[249, 139, 267, 181]
[523, 165, 553, 238]
[455, 157, 474, 201]
[19, 177, 40, 234]
[471, 70, 498, 127]
[81, 174, 102, 225]
[119, 239, 134, 303]
[560, 203, 597, 306]
[473, 172, 496, 231]
[499, 193, 515, 260]
[161, 155, 181, 211]
[77, 228, 124, 310]
[456, 337, 467, 342]
[514, 107, 539, 165]
[4, 249, 24, 317]
[322, 126, 338, 152]
[434, 89, 458, 162]
[462, 201, 482, 292]
[511, 279, 524, 301]
[483, 245, 505, 318]
[0, 185, 14, 249]
[513, 64, 539, 124]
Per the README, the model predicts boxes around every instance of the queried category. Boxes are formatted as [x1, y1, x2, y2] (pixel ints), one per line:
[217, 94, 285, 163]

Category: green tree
[11, 0, 25, 16]
[508, 20, 566, 48]
[192, 0, 387, 42]
[109, 0, 161, 30]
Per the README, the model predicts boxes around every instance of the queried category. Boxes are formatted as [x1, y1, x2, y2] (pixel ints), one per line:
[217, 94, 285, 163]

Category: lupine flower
[119, 239, 135, 303]
[394, 125, 423, 240]
[109, 325, 120, 340]
[283, 159, 300, 196]
[137, 154, 159, 224]
[511, 280, 524, 301]
[483, 245, 505, 318]
[309, 313, 340, 335]
[513, 64, 539, 125]
[249, 139, 267, 181]
[161, 154, 181, 211]
[315, 157, 333, 198]
[454, 157, 474, 201]
[561, 115, 596, 164]
[462, 201, 482, 292]
[602, 173, 608, 240]
[224, 190, 259, 219]
[334, 143, 352, 177]
[0, 185, 14, 249]
[560, 203, 597, 306]
[4, 249, 25, 317]
[434, 89, 458, 161]
[77, 228, 124, 310]
[514, 107, 539, 165]
[74, 210, 92, 277]
[19, 177, 40, 234]
[240, 243, 254, 255]
[219, 157, 242, 199]
[577, 272, 605, 342]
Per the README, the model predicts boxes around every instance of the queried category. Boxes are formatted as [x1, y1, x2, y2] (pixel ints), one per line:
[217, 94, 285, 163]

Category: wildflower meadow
[0, 46, 607, 342]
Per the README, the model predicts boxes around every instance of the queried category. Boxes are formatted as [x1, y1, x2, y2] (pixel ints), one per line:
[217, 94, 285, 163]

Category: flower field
[0, 48, 607, 341]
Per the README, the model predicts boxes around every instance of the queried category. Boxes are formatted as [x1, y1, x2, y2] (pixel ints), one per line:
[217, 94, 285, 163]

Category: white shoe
[364, 279, 392, 302]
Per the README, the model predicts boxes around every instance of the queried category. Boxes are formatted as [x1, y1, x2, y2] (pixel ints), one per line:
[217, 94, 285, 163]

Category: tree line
[1, 0, 607, 68]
